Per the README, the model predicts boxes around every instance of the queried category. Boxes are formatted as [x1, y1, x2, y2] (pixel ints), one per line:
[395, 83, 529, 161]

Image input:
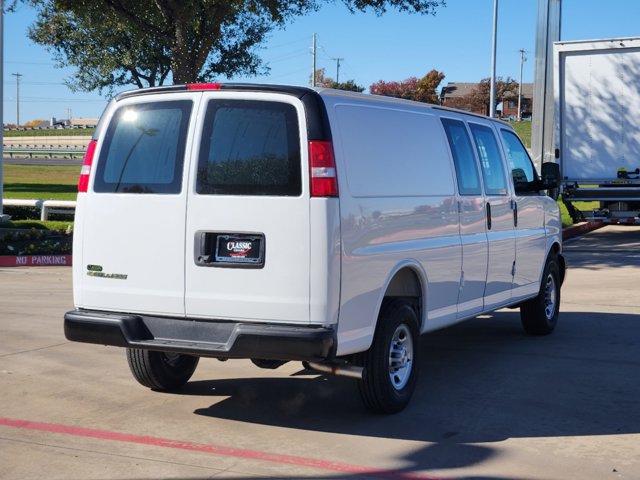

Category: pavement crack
[0, 436, 227, 474]
[0, 342, 68, 358]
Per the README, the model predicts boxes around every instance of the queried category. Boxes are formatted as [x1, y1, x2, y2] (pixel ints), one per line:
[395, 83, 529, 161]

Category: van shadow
[184, 310, 640, 451]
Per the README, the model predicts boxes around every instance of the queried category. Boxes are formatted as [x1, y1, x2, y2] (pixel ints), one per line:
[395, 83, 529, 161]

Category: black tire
[356, 299, 420, 414]
[126, 348, 199, 390]
[520, 254, 561, 335]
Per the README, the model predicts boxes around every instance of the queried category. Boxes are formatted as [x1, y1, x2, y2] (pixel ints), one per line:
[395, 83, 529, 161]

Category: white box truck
[554, 37, 640, 223]
[65, 84, 564, 413]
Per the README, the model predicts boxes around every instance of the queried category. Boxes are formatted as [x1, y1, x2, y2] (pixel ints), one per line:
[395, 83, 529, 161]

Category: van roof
[114, 83, 510, 127]
[114, 83, 315, 101]
[316, 87, 511, 125]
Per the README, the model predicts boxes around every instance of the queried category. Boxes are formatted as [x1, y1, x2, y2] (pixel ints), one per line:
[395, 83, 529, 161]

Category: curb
[562, 221, 605, 241]
[0, 255, 72, 267]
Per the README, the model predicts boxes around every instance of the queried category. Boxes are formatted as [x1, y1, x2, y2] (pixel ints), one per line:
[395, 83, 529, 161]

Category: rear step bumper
[64, 310, 335, 361]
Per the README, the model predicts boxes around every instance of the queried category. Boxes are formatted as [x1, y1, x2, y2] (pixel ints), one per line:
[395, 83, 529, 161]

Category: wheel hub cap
[388, 324, 414, 390]
[544, 274, 557, 320]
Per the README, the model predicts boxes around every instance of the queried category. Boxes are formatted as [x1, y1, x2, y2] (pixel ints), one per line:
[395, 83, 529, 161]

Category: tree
[15, 0, 445, 94]
[455, 77, 519, 116]
[334, 80, 365, 93]
[23, 119, 46, 127]
[26, 2, 172, 93]
[369, 69, 445, 103]
[312, 68, 365, 92]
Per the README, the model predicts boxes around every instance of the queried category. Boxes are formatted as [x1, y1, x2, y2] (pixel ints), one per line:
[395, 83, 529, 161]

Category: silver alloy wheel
[544, 273, 557, 320]
[388, 324, 414, 390]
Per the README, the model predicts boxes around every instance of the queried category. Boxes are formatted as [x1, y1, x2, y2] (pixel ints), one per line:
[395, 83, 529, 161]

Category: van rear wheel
[356, 299, 420, 414]
[126, 348, 199, 390]
[520, 254, 560, 335]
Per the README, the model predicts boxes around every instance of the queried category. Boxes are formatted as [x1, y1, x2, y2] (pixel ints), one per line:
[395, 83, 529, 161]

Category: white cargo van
[65, 84, 565, 413]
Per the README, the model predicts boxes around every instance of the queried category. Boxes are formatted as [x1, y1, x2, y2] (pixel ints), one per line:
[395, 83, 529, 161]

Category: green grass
[558, 199, 573, 227]
[509, 121, 532, 148]
[3, 165, 79, 200]
[3, 128, 94, 137]
[558, 195, 601, 227]
[0, 220, 73, 231]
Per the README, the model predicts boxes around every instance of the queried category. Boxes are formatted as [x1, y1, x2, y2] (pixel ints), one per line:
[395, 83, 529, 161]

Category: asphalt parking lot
[1, 226, 639, 480]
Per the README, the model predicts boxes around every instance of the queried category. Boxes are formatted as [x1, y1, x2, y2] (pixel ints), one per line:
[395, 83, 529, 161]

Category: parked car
[65, 83, 564, 413]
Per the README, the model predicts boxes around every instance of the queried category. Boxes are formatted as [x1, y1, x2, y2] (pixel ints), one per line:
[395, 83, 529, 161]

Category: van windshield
[196, 100, 302, 196]
[94, 101, 192, 194]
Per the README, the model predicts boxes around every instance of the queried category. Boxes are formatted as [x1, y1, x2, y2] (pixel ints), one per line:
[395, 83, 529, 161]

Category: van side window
[441, 118, 482, 195]
[469, 124, 508, 196]
[94, 101, 192, 194]
[500, 129, 538, 191]
[197, 100, 301, 196]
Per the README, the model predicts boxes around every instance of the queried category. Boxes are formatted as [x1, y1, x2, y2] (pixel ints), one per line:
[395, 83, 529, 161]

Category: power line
[15, 80, 68, 86]
[5, 60, 56, 66]
[268, 49, 309, 64]
[19, 97, 106, 103]
[266, 66, 310, 80]
[267, 36, 310, 50]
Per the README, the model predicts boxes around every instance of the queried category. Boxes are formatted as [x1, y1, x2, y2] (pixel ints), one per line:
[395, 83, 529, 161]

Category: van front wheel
[356, 299, 420, 414]
[126, 348, 199, 390]
[520, 254, 560, 335]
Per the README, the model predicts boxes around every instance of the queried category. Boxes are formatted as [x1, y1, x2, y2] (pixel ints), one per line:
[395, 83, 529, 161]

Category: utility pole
[333, 57, 344, 84]
[532, 0, 561, 170]
[12, 72, 23, 127]
[517, 49, 527, 121]
[489, 0, 499, 118]
[311, 33, 317, 87]
[0, 0, 8, 222]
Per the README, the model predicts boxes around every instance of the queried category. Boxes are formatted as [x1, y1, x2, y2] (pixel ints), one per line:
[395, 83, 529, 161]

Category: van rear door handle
[486, 202, 492, 230]
[513, 201, 518, 227]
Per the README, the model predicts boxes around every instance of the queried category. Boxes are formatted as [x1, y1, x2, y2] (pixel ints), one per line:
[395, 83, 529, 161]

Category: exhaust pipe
[305, 361, 364, 380]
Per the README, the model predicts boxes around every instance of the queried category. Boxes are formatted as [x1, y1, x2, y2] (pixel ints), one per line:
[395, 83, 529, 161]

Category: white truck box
[554, 37, 640, 223]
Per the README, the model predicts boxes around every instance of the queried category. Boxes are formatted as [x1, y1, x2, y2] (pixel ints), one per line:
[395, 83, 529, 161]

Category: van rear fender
[375, 261, 427, 333]
[334, 260, 428, 357]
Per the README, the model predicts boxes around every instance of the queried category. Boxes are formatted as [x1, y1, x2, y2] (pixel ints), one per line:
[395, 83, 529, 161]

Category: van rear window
[196, 100, 301, 196]
[94, 101, 192, 194]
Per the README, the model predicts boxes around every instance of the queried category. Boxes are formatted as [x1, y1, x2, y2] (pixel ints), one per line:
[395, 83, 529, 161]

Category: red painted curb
[562, 221, 604, 241]
[0, 417, 450, 480]
[0, 255, 72, 267]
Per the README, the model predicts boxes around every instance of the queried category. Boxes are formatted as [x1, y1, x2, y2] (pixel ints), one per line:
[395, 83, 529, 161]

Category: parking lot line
[0, 417, 451, 480]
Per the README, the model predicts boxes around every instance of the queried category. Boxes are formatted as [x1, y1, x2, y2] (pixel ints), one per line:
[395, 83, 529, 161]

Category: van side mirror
[541, 162, 560, 200]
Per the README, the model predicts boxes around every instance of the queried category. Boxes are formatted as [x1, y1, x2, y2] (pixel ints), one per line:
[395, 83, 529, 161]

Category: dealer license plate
[215, 234, 264, 265]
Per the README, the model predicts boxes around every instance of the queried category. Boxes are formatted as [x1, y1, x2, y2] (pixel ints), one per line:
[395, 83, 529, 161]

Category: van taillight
[309, 141, 338, 197]
[78, 140, 97, 193]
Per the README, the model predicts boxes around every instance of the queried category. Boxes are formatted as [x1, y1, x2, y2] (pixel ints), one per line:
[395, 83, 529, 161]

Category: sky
[2, 0, 640, 124]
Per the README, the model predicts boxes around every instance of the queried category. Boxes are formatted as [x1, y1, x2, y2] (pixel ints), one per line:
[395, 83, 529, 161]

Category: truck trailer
[554, 37, 640, 224]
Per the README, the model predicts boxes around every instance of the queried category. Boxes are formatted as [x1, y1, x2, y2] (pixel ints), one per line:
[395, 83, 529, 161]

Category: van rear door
[75, 93, 195, 316]
[184, 93, 312, 324]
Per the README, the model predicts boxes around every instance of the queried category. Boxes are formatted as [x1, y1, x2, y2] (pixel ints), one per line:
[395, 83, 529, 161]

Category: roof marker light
[186, 83, 223, 91]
